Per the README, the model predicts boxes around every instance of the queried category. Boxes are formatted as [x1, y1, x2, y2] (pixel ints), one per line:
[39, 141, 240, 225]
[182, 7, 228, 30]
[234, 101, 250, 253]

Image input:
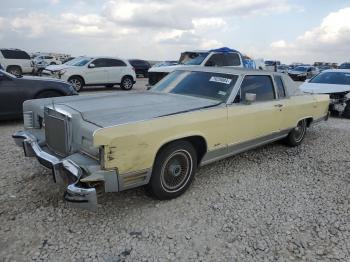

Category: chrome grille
[44, 108, 70, 156]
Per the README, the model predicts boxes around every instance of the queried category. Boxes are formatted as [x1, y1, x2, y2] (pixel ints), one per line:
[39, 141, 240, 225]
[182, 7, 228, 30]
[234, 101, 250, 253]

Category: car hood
[300, 82, 350, 94]
[44, 64, 73, 72]
[55, 91, 220, 127]
[19, 75, 68, 84]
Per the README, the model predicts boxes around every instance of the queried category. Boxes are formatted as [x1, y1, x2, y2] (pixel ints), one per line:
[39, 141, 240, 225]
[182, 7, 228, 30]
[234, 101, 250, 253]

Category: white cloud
[0, 17, 5, 30]
[263, 7, 350, 63]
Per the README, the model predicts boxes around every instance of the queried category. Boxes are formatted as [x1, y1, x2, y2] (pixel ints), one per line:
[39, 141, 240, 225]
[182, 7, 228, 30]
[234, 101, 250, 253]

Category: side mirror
[88, 63, 95, 68]
[245, 93, 256, 104]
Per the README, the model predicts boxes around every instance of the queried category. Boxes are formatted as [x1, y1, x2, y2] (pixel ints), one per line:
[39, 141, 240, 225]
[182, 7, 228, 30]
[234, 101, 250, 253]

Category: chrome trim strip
[200, 129, 291, 166]
[118, 168, 152, 191]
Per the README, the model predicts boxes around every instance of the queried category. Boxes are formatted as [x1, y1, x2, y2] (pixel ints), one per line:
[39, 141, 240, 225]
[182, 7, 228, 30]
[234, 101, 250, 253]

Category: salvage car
[288, 66, 319, 81]
[0, 69, 77, 120]
[148, 47, 246, 86]
[300, 69, 350, 117]
[13, 67, 329, 210]
[42, 56, 136, 91]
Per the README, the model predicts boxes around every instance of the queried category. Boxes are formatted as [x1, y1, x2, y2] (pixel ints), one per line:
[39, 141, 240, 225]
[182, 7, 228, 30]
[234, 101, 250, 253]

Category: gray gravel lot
[0, 78, 349, 261]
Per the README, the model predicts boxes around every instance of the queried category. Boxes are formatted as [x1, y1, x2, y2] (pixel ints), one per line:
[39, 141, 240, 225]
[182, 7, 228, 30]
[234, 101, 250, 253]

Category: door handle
[274, 104, 283, 108]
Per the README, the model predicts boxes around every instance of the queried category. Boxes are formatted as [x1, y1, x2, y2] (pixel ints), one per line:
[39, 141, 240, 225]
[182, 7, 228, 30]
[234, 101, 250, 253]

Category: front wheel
[68, 76, 84, 92]
[120, 76, 134, 90]
[284, 119, 307, 147]
[147, 141, 197, 200]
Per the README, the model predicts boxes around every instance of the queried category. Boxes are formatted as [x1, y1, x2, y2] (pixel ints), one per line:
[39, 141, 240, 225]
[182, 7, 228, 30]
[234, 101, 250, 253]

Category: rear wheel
[284, 119, 307, 147]
[7, 66, 22, 76]
[147, 141, 197, 200]
[68, 76, 84, 92]
[120, 76, 134, 90]
[36, 90, 62, 99]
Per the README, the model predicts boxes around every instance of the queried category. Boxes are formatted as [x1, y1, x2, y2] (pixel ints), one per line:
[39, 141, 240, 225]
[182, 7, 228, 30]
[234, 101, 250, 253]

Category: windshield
[65, 57, 92, 66]
[310, 72, 350, 85]
[151, 70, 238, 102]
[294, 66, 308, 72]
[179, 52, 209, 65]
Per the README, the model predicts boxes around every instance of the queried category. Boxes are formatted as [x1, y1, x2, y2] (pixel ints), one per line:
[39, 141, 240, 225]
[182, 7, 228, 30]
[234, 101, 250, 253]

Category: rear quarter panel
[282, 94, 329, 129]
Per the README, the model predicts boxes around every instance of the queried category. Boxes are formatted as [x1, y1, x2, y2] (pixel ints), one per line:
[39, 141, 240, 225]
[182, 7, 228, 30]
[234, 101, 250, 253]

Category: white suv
[42, 56, 136, 91]
[0, 48, 33, 75]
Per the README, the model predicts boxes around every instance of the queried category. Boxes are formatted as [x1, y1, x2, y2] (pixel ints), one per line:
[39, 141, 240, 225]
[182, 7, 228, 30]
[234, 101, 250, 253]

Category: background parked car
[148, 47, 246, 86]
[288, 66, 319, 81]
[0, 69, 77, 120]
[152, 61, 179, 67]
[128, 59, 151, 77]
[42, 56, 136, 91]
[0, 48, 33, 76]
[339, 63, 350, 69]
[300, 69, 350, 118]
[277, 64, 288, 73]
[33, 55, 62, 65]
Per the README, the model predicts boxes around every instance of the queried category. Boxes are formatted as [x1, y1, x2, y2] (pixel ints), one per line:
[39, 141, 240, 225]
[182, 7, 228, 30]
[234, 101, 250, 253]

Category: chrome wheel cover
[160, 150, 193, 193]
[293, 120, 306, 142]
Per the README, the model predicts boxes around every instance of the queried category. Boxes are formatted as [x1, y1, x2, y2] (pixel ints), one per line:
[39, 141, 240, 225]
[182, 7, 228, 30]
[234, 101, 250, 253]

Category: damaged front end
[329, 92, 350, 117]
[13, 103, 119, 211]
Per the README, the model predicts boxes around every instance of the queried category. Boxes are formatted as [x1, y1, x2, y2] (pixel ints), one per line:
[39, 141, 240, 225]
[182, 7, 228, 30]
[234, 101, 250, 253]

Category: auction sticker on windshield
[209, 76, 232, 85]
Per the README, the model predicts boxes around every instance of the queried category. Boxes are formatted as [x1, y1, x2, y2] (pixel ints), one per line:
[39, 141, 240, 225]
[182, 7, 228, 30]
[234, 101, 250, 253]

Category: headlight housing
[99, 146, 106, 169]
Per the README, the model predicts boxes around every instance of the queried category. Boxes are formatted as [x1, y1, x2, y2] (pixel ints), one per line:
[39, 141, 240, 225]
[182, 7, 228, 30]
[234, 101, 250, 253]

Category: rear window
[107, 59, 127, 67]
[274, 75, 286, 98]
[205, 53, 241, 67]
[1, 50, 30, 59]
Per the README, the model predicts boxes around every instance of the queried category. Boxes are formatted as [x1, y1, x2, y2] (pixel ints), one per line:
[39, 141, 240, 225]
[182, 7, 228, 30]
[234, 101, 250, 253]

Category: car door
[106, 59, 127, 83]
[226, 74, 281, 147]
[84, 58, 109, 84]
[0, 72, 22, 118]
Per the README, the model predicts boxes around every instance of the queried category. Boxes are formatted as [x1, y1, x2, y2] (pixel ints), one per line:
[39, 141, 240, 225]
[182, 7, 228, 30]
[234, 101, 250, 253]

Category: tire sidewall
[121, 76, 133, 90]
[149, 141, 197, 200]
[69, 77, 83, 92]
[285, 119, 307, 146]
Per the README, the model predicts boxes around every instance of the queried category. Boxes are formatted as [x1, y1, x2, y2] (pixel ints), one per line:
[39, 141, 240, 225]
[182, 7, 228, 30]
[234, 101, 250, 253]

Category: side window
[1, 50, 30, 59]
[205, 54, 225, 67]
[274, 75, 286, 98]
[107, 59, 127, 67]
[237, 75, 275, 103]
[92, 58, 108, 68]
[224, 53, 241, 66]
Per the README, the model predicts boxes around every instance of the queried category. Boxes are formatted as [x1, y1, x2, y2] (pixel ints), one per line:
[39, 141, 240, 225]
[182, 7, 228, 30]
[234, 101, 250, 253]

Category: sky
[0, 0, 350, 64]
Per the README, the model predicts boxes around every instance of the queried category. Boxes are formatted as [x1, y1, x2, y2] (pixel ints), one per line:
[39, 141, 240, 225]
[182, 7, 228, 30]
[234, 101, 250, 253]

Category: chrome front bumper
[13, 131, 97, 211]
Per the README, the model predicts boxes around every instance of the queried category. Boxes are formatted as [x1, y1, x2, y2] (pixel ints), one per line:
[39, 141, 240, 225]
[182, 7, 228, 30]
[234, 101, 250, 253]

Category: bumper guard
[13, 131, 97, 211]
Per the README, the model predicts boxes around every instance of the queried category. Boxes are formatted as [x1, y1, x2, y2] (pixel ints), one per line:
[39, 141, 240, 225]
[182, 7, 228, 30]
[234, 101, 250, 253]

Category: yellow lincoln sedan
[14, 67, 329, 210]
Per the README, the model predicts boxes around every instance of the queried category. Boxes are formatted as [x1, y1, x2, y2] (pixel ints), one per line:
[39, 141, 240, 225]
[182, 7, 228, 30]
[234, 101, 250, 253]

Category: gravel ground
[0, 79, 349, 261]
